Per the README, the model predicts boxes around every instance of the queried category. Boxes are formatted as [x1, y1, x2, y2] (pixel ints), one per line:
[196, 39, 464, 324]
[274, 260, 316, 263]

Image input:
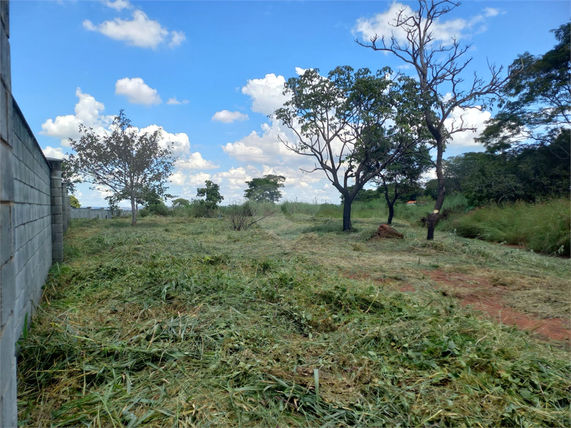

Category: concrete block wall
[0, 2, 68, 425]
[71, 207, 112, 219]
[0, 2, 17, 426]
[12, 101, 54, 338]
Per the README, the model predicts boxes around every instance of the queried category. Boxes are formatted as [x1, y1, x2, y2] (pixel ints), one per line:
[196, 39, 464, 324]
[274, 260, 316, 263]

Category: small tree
[172, 198, 191, 208]
[276, 66, 425, 231]
[196, 180, 223, 210]
[68, 111, 176, 226]
[357, 0, 506, 239]
[244, 175, 285, 203]
[376, 144, 431, 224]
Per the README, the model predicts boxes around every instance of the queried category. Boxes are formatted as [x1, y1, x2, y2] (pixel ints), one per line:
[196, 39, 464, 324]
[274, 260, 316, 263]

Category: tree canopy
[276, 66, 426, 231]
[244, 175, 285, 203]
[68, 111, 176, 225]
[446, 131, 570, 206]
[478, 22, 570, 151]
[172, 198, 191, 208]
[69, 195, 81, 209]
[196, 180, 223, 210]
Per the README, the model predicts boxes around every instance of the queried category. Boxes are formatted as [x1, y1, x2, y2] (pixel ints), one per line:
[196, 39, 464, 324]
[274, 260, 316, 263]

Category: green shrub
[443, 198, 570, 256]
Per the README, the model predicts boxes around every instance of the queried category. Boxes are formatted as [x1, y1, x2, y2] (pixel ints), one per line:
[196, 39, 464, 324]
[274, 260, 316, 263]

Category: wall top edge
[12, 95, 51, 168]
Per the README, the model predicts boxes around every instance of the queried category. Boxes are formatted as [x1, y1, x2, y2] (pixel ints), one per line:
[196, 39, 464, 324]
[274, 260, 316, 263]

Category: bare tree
[357, 0, 506, 239]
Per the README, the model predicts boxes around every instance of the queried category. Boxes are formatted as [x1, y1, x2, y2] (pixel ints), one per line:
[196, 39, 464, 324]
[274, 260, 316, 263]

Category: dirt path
[424, 270, 571, 343]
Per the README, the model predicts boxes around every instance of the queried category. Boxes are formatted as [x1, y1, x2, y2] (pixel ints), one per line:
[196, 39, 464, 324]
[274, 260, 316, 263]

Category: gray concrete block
[0, 143, 14, 202]
[0, 258, 14, 330]
[0, 28, 11, 92]
[0, 83, 7, 144]
[0, 203, 12, 266]
[0, 321, 17, 428]
[0, 0, 10, 39]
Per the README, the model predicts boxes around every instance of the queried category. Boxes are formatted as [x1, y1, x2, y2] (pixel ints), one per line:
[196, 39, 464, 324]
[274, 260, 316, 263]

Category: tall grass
[442, 198, 570, 256]
[280, 200, 322, 216]
[281, 194, 468, 225]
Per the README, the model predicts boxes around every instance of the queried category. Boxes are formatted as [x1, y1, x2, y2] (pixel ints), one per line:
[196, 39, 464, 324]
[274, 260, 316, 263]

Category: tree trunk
[131, 197, 137, 226]
[387, 203, 395, 225]
[382, 181, 396, 225]
[427, 175, 445, 240]
[426, 134, 446, 240]
[342, 196, 353, 231]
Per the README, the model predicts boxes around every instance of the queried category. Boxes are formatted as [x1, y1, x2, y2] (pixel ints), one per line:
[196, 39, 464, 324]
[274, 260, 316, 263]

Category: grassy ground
[17, 212, 570, 427]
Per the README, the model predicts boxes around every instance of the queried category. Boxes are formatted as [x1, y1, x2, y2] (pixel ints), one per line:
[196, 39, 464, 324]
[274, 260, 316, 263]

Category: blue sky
[9, 0, 569, 207]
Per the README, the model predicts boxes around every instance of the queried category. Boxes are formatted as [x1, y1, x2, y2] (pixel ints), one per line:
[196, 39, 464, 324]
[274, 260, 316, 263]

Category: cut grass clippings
[17, 215, 571, 427]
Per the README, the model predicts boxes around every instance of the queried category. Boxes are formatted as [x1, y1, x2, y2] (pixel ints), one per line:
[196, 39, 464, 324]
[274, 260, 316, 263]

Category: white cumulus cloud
[41, 88, 196, 158]
[167, 97, 189, 105]
[175, 152, 219, 170]
[186, 172, 213, 188]
[213, 167, 252, 190]
[42, 146, 67, 160]
[104, 0, 131, 11]
[241, 73, 290, 115]
[169, 171, 187, 186]
[83, 10, 185, 49]
[115, 77, 161, 105]
[138, 124, 190, 156]
[212, 110, 249, 123]
[222, 120, 303, 165]
[169, 30, 186, 48]
[354, 2, 501, 46]
[444, 106, 492, 147]
[41, 88, 114, 145]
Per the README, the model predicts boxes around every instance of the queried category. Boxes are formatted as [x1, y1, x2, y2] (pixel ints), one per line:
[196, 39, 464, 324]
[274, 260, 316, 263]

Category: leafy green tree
[445, 152, 522, 206]
[68, 111, 176, 226]
[244, 175, 285, 203]
[276, 66, 425, 231]
[514, 130, 570, 200]
[69, 195, 81, 208]
[172, 198, 191, 208]
[478, 23, 570, 151]
[341, 187, 383, 203]
[448, 131, 570, 206]
[358, 0, 506, 239]
[376, 144, 431, 224]
[196, 180, 223, 210]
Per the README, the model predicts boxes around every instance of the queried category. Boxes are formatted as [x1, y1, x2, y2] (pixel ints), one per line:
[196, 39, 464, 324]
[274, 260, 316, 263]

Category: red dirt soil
[424, 270, 571, 343]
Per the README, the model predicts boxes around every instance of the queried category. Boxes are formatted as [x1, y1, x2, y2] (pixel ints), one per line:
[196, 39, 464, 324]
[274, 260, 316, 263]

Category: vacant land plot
[17, 214, 570, 427]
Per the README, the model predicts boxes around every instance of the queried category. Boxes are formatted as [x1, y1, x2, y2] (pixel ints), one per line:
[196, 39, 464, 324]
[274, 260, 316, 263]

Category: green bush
[172, 200, 213, 218]
[443, 198, 570, 256]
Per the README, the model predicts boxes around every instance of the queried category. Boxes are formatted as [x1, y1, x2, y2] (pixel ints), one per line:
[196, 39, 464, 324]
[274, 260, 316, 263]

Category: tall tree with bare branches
[357, 0, 506, 239]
